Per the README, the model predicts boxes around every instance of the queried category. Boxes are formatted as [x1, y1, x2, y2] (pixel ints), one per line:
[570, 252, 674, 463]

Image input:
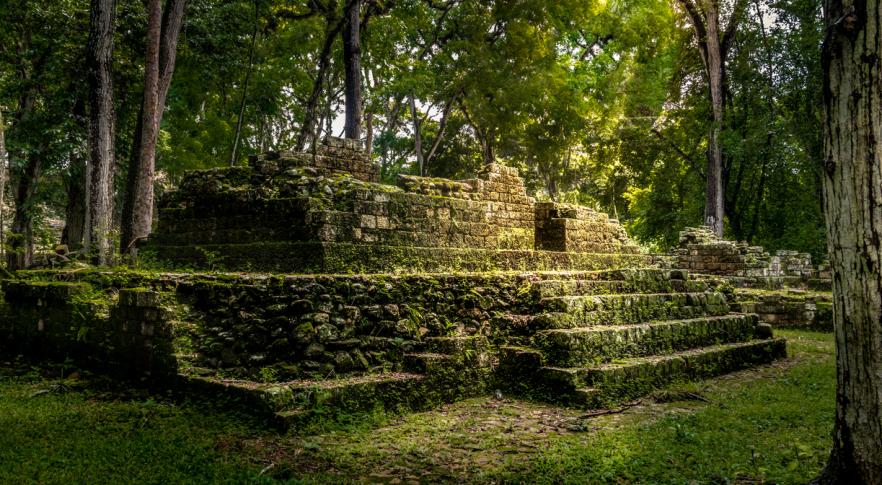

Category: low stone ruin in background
[658, 226, 832, 331]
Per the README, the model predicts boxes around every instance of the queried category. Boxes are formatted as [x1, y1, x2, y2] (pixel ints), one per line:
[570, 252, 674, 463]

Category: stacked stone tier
[149, 140, 641, 273]
[1, 267, 784, 426]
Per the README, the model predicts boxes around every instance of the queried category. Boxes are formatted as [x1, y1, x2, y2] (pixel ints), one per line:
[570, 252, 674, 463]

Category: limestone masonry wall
[155, 154, 536, 252]
[730, 289, 833, 330]
[149, 138, 642, 272]
[0, 271, 545, 381]
[249, 137, 380, 182]
[0, 282, 175, 378]
[535, 202, 640, 254]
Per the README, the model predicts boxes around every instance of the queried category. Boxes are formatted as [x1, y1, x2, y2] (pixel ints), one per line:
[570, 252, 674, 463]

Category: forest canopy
[0, 0, 825, 265]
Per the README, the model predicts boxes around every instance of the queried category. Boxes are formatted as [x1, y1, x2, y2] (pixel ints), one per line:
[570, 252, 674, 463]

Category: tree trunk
[409, 96, 424, 176]
[123, 0, 161, 255]
[158, 0, 185, 106]
[0, 109, 7, 261]
[7, 153, 41, 270]
[813, 1, 882, 483]
[678, 0, 749, 237]
[342, 0, 362, 140]
[702, 0, 725, 236]
[121, 0, 185, 254]
[86, 0, 116, 264]
[62, 160, 87, 252]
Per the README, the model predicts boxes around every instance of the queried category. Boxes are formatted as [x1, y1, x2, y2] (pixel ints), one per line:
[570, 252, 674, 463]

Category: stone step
[534, 314, 762, 367]
[183, 371, 426, 418]
[537, 338, 787, 408]
[421, 335, 489, 354]
[533, 278, 709, 299]
[529, 268, 679, 283]
[403, 352, 455, 374]
[534, 292, 730, 329]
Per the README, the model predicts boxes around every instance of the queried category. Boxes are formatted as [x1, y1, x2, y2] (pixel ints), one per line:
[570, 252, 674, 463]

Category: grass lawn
[0, 329, 834, 484]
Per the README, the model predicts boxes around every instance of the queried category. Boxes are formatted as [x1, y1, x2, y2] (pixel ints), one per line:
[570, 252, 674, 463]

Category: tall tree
[294, 1, 343, 150]
[6, 32, 43, 271]
[120, 0, 186, 254]
[676, 0, 749, 236]
[342, 0, 362, 139]
[86, 0, 117, 264]
[0, 109, 7, 260]
[230, 0, 260, 166]
[814, 0, 882, 482]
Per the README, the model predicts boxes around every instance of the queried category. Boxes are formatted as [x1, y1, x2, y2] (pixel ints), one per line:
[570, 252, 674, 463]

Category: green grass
[0, 329, 835, 484]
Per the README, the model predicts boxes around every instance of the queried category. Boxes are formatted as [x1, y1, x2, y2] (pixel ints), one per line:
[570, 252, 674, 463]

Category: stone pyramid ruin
[0, 138, 786, 427]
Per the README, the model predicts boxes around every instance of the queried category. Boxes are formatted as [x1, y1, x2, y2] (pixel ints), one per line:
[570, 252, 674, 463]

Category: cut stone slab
[534, 314, 762, 367]
[534, 292, 731, 329]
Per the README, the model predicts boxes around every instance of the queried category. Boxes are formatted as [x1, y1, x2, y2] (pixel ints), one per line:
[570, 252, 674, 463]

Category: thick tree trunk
[86, 0, 116, 264]
[702, 0, 725, 236]
[122, 0, 161, 255]
[121, 0, 185, 254]
[814, 1, 882, 483]
[62, 161, 87, 252]
[678, 0, 749, 237]
[7, 154, 41, 270]
[342, 0, 362, 140]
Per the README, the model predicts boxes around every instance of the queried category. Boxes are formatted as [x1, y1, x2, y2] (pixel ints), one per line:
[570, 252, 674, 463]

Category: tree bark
[409, 96, 424, 176]
[121, 0, 186, 254]
[342, 0, 362, 140]
[62, 160, 88, 252]
[123, 0, 161, 255]
[7, 153, 41, 270]
[703, 0, 725, 236]
[0, 109, 7, 261]
[813, 1, 882, 482]
[86, 0, 116, 264]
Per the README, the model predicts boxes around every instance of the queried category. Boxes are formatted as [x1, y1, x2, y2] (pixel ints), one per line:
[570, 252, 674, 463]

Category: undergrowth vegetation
[0, 329, 833, 484]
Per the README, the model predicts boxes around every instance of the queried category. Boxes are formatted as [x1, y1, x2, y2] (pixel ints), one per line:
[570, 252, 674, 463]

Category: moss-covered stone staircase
[497, 269, 786, 407]
[176, 268, 784, 427]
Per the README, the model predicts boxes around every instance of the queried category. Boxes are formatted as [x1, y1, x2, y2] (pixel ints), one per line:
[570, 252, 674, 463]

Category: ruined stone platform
[659, 226, 833, 329]
[146, 138, 642, 273]
[0, 140, 788, 427]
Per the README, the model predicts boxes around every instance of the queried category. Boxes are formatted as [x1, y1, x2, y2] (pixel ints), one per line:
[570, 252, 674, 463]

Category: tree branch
[676, 0, 709, 65]
[721, 0, 749, 59]
[651, 128, 705, 179]
[424, 91, 460, 165]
